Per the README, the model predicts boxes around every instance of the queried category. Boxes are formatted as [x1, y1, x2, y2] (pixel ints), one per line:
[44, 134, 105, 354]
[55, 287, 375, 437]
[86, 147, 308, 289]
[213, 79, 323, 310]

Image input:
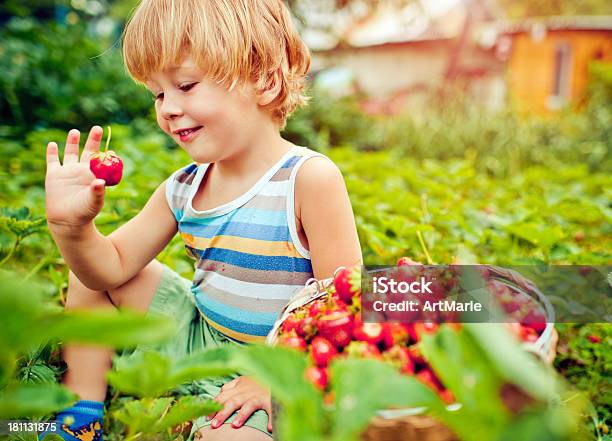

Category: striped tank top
[165, 146, 326, 343]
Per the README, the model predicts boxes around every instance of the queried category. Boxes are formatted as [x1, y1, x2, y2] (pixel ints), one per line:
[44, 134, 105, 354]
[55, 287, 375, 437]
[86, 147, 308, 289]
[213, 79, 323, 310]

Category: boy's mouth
[174, 126, 203, 142]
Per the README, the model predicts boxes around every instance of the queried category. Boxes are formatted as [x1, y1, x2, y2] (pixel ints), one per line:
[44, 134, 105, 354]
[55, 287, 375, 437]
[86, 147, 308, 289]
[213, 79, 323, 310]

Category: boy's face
[145, 56, 263, 163]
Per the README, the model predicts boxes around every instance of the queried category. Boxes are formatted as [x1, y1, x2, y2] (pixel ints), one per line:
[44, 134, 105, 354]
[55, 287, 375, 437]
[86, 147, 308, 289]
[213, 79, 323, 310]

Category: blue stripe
[280, 156, 300, 168]
[181, 208, 287, 227]
[187, 247, 313, 272]
[195, 297, 275, 337]
[196, 291, 280, 325]
[173, 209, 184, 222]
[180, 221, 290, 241]
[177, 163, 199, 175]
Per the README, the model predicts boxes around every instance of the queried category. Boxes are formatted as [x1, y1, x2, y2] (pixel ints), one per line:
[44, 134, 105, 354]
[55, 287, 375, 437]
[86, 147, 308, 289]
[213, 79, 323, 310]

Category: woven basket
[267, 265, 556, 441]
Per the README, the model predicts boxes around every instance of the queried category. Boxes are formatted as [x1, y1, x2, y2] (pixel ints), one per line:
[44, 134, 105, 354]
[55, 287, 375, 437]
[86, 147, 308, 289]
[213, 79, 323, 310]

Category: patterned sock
[40, 400, 104, 441]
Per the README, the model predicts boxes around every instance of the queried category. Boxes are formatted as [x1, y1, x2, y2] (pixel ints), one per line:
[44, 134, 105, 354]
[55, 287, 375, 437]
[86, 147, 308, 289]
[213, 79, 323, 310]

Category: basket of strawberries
[266, 259, 556, 441]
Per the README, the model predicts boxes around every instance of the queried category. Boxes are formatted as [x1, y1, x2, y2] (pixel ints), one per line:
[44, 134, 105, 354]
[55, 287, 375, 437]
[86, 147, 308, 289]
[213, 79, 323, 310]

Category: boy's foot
[39, 400, 104, 441]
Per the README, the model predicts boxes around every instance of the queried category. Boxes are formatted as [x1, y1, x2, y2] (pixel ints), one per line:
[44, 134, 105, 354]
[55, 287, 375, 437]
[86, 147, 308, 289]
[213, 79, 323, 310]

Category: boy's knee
[66, 270, 113, 310]
[107, 260, 164, 312]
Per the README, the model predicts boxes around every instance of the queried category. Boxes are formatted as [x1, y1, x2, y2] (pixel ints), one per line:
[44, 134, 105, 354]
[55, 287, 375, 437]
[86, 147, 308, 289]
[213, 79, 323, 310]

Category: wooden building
[498, 16, 612, 113]
[308, 4, 612, 116]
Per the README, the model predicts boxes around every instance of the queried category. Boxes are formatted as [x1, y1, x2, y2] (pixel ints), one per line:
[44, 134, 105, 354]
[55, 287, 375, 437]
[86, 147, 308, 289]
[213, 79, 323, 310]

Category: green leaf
[0, 207, 45, 237]
[0, 383, 77, 418]
[113, 397, 174, 434]
[230, 345, 324, 441]
[44, 309, 176, 349]
[18, 362, 57, 384]
[153, 395, 221, 433]
[420, 326, 507, 441]
[329, 358, 445, 441]
[108, 348, 238, 398]
[506, 222, 565, 249]
[463, 323, 559, 401]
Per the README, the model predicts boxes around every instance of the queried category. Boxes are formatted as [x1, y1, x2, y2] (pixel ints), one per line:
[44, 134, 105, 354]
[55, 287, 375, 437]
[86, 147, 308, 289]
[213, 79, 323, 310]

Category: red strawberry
[307, 299, 327, 319]
[428, 279, 446, 299]
[281, 315, 301, 334]
[310, 336, 338, 367]
[305, 366, 329, 390]
[353, 322, 384, 346]
[397, 257, 421, 266]
[383, 345, 414, 375]
[381, 323, 410, 349]
[408, 345, 426, 366]
[333, 265, 361, 304]
[439, 389, 455, 404]
[278, 333, 307, 352]
[295, 316, 317, 340]
[345, 341, 381, 359]
[519, 325, 538, 343]
[520, 309, 546, 334]
[587, 335, 602, 344]
[317, 311, 354, 349]
[90, 126, 123, 186]
[414, 322, 439, 340]
[416, 368, 444, 392]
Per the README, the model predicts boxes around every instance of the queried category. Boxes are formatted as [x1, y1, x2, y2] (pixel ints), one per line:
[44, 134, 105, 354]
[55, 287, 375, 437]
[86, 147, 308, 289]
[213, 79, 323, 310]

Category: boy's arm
[45, 127, 178, 291]
[49, 180, 177, 291]
[295, 157, 363, 280]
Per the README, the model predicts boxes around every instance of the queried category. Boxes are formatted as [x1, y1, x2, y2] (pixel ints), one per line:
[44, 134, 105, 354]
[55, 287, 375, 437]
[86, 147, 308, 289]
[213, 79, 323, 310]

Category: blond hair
[122, 0, 311, 128]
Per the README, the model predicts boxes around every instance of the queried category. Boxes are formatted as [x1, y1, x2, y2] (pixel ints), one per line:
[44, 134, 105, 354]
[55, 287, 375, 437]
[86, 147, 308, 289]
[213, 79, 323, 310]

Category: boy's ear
[257, 69, 282, 107]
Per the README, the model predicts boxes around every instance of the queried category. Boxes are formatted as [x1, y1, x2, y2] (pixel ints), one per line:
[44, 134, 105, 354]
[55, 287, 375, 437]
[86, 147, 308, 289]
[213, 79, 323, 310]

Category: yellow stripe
[180, 232, 302, 258]
[202, 316, 267, 344]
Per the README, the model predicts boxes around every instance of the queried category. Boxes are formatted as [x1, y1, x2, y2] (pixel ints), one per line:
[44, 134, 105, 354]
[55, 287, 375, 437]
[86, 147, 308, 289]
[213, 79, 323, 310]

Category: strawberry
[280, 315, 301, 334]
[278, 332, 307, 352]
[439, 389, 455, 404]
[397, 257, 421, 266]
[90, 126, 123, 186]
[428, 279, 446, 299]
[352, 322, 384, 346]
[520, 309, 546, 334]
[383, 345, 414, 375]
[408, 345, 426, 366]
[414, 322, 439, 340]
[519, 325, 538, 343]
[333, 265, 361, 304]
[587, 335, 602, 344]
[381, 323, 410, 349]
[310, 336, 338, 367]
[317, 310, 354, 349]
[295, 316, 317, 340]
[345, 341, 381, 359]
[416, 368, 444, 392]
[307, 299, 327, 319]
[305, 366, 329, 390]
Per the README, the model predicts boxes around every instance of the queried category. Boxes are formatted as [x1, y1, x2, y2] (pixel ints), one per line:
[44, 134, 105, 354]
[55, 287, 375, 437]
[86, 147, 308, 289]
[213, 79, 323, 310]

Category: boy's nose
[160, 98, 184, 120]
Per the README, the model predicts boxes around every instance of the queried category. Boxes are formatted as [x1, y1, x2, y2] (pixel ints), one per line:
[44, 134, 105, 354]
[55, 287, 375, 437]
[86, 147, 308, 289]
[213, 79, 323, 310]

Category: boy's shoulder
[292, 146, 344, 196]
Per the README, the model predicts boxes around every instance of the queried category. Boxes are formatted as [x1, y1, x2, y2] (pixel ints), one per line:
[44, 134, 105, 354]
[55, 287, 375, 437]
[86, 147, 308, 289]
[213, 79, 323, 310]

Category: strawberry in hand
[45, 126, 110, 229]
[89, 126, 123, 186]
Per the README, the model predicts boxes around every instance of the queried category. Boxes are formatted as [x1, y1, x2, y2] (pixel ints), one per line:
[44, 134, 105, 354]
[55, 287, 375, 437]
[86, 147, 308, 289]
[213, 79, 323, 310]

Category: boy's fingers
[81, 126, 103, 163]
[90, 179, 106, 208]
[210, 401, 241, 428]
[231, 402, 258, 429]
[46, 142, 60, 168]
[63, 129, 81, 164]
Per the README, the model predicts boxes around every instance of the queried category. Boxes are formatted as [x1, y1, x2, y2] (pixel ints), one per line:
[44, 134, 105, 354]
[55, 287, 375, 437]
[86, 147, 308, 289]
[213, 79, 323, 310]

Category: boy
[44, 0, 362, 440]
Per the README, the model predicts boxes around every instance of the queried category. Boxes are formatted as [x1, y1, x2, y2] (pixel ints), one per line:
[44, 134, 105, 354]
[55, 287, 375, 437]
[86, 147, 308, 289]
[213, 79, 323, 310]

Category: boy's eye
[154, 92, 164, 101]
[179, 83, 197, 92]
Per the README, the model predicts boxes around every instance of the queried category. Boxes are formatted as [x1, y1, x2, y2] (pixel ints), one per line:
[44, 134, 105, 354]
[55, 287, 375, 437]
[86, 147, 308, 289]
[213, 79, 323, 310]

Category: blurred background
[0, 0, 610, 439]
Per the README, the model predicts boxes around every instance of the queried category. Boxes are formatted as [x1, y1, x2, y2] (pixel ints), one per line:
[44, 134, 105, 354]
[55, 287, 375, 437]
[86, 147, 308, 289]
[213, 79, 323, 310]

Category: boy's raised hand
[45, 126, 107, 229]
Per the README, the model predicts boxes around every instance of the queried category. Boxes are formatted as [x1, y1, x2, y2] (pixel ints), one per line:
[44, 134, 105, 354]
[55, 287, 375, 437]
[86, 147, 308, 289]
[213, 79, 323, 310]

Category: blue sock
[40, 399, 104, 441]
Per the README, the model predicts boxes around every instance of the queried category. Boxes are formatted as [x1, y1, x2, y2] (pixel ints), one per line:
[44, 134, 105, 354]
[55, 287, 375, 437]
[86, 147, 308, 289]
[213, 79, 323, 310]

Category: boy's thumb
[90, 179, 106, 204]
